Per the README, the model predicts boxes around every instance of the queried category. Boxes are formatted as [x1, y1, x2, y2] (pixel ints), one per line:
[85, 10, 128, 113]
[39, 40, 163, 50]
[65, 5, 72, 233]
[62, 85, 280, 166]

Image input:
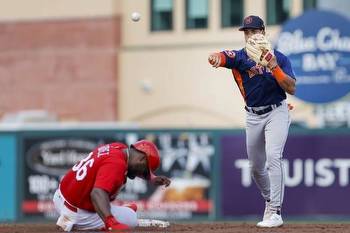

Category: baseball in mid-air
[131, 12, 141, 22]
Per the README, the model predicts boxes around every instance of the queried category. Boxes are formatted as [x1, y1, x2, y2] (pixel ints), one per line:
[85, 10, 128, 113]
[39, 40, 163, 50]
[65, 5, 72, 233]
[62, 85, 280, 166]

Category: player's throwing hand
[208, 53, 225, 68]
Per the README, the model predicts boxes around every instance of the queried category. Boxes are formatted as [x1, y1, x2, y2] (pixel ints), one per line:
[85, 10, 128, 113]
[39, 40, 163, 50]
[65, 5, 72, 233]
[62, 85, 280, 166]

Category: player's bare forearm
[268, 58, 296, 95]
[276, 74, 296, 95]
[91, 188, 112, 219]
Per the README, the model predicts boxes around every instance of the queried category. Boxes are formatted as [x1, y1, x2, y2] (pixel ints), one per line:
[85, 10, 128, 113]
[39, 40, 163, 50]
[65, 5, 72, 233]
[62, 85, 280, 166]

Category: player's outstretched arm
[208, 52, 226, 68]
[91, 188, 129, 230]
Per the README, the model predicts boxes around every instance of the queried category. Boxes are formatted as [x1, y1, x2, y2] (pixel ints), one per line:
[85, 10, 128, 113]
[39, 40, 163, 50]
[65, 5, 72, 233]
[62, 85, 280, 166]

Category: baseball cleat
[256, 213, 283, 228]
[262, 201, 273, 221]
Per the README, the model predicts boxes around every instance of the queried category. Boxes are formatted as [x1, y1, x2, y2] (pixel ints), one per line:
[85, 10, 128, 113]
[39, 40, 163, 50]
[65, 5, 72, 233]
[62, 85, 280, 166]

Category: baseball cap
[238, 15, 265, 31]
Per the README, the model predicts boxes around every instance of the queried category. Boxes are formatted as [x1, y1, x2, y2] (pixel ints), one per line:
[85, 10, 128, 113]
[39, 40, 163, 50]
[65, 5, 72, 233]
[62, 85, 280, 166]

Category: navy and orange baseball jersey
[60, 143, 128, 211]
[220, 49, 295, 107]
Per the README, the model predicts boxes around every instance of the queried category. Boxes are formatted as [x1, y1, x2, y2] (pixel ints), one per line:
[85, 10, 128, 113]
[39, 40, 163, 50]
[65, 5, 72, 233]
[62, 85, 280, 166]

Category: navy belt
[245, 102, 282, 115]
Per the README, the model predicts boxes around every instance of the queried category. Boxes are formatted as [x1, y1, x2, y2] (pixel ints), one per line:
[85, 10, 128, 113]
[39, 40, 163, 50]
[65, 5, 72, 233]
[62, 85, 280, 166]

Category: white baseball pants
[53, 189, 138, 231]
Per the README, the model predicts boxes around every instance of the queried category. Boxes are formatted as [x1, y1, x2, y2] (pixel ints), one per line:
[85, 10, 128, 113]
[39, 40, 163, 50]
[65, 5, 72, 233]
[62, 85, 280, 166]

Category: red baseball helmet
[131, 140, 160, 179]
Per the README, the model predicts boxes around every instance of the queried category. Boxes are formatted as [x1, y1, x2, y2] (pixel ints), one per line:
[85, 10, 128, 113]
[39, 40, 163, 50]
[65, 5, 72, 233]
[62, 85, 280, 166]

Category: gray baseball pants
[245, 100, 291, 208]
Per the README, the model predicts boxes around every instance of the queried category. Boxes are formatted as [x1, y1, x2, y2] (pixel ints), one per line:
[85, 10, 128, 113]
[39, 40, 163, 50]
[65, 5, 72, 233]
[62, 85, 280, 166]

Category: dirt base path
[1, 222, 350, 233]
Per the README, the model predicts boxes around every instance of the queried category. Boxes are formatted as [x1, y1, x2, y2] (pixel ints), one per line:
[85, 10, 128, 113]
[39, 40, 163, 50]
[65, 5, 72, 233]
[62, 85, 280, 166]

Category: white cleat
[256, 213, 283, 228]
[262, 201, 273, 221]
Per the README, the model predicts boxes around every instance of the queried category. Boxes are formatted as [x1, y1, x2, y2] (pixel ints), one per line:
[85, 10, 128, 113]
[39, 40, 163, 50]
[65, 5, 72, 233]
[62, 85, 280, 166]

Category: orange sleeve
[209, 52, 227, 67]
[272, 65, 287, 82]
[218, 52, 227, 67]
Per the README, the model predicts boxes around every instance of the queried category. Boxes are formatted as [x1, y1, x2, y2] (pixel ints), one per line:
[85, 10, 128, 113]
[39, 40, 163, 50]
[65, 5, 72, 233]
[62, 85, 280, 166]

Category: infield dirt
[1, 222, 350, 233]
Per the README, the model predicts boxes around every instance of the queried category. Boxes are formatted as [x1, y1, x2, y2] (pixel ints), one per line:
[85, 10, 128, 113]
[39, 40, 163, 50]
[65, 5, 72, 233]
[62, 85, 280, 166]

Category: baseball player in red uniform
[208, 16, 296, 227]
[53, 140, 171, 231]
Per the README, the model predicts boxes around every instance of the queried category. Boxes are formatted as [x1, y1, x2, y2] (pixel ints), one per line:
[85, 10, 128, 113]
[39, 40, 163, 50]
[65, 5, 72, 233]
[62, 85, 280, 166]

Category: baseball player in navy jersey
[208, 15, 296, 227]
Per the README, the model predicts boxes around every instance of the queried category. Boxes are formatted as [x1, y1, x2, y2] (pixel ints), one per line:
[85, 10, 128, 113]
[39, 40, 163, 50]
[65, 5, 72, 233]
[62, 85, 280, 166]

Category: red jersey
[60, 142, 128, 212]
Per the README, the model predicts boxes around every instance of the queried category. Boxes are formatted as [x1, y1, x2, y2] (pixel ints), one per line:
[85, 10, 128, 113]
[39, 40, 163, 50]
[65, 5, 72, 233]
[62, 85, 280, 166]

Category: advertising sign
[221, 134, 350, 216]
[276, 10, 350, 103]
[22, 138, 96, 219]
[21, 131, 215, 220]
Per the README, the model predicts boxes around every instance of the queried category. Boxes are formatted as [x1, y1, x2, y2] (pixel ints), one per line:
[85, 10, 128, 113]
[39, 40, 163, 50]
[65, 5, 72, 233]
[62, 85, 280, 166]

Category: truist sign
[221, 134, 350, 216]
[276, 10, 350, 103]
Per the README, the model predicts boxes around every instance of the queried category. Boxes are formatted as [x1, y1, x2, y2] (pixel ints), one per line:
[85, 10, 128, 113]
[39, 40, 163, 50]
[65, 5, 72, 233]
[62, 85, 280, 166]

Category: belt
[245, 102, 282, 115]
[64, 201, 78, 213]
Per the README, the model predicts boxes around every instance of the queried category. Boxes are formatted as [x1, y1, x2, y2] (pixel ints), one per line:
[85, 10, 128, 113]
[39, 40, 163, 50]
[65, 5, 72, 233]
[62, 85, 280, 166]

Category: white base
[138, 219, 170, 228]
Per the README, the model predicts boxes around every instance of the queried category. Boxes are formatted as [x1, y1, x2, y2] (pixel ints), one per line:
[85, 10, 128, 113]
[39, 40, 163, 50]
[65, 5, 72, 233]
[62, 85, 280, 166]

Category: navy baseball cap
[238, 15, 265, 31]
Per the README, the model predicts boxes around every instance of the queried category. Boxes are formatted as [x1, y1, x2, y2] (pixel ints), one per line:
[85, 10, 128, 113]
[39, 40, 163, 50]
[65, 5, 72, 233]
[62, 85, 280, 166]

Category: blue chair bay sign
[276, 10, 350, 103]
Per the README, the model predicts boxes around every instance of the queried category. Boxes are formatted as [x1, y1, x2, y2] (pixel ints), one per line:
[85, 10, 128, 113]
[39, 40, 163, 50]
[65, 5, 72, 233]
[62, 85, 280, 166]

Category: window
[303, 0, 316, 10]
[266, 0, 291, 25]
[186, 0, 208, 29]
[151, 0, 173, 31]
[221, 0, 244, 28]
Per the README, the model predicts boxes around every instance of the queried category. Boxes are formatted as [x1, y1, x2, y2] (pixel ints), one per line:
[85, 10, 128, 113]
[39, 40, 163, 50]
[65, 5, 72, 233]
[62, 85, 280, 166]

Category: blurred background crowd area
[0, 0, 350, 129]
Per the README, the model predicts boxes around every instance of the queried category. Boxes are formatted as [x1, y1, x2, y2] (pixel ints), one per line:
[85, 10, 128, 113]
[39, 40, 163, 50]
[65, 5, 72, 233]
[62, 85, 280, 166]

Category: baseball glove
[245, 34, 274, 67]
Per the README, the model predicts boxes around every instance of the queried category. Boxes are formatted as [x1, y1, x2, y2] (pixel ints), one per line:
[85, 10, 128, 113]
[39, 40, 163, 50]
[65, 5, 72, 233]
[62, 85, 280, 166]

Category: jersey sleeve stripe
[232, 68, 246, 101]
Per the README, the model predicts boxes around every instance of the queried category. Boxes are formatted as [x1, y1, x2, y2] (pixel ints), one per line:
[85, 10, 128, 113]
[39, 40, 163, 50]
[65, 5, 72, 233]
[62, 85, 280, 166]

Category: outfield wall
[0, 124, 349, 222]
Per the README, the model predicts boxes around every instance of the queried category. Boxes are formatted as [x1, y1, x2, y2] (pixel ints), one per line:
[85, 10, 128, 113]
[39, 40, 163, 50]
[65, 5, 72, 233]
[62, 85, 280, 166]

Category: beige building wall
[119, 0, 314, 128]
